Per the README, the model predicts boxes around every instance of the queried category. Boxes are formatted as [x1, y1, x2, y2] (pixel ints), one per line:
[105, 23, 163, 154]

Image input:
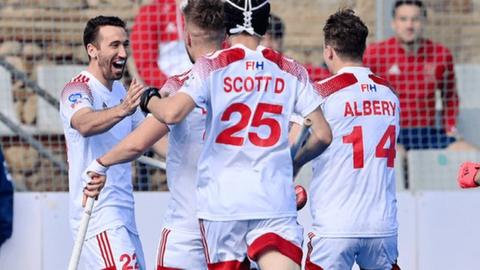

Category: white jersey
[180, 44, 322, 221]
[311, 67, 399, 237]
[159, 70, 207, 231]
[60, 71, 144, 238]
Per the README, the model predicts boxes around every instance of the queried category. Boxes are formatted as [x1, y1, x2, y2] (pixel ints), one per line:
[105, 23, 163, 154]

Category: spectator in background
[0, 146, 13, 248]
[261, 13, 330, 81]
[364, 0, 476, 151]
[131, 0, 191, 88]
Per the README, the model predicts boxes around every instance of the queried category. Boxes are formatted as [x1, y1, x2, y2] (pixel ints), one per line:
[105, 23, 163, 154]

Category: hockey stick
[137, 155, 166, 170]
[67, 196, 94, 270]
[290, 118, 312, 210]
[290, 118, 312, 159]
[67, 156, 164, 269]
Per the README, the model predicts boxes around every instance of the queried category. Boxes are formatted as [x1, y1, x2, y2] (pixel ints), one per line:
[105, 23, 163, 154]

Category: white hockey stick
[67, 156, 164, 269]
[67, 196, 94, 270]
[137, 155, 166, 170]
[290, 118, 312, 159]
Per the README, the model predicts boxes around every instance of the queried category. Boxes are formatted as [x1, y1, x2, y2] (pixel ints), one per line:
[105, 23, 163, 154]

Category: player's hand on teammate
[120, 78, 146, 117]
[81, 159, 109, 207]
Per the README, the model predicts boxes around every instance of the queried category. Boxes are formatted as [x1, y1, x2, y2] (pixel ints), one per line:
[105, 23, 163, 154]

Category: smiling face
[87, 25, 129, 81]
[391, 4, 425, 45]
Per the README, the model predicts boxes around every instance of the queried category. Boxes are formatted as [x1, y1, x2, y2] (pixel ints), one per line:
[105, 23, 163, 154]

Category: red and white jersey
[180, 44, 322, 221]
[159, 70, 207, 231]
[59, 71, 144, 238]
[311, 67, 399, 237]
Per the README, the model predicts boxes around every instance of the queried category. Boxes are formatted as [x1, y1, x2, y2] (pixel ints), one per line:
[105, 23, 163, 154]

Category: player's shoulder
[368, 72, 398, 97]
[61, 73, 92, 96]
[161, 69, 192, 96]
[194, 47, 246, 79]
[261, 47, 309, 83]
[423, 39, 453, 57]
[313, 72, 358, 98]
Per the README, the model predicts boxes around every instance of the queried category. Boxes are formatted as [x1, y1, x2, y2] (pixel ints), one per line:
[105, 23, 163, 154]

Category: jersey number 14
[343, 125, 396, 169]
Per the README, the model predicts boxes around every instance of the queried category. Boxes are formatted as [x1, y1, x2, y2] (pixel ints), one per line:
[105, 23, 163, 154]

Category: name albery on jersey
[344, 99, 396, 117]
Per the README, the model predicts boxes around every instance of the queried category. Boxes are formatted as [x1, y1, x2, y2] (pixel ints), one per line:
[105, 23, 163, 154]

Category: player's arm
[292, 106, 332, 176]
[151, 135, 168, 158]
[83, 116, 169, 201]
[142, 90, 196, 125]
[97, 116, 169, 167]
[71, 79, 145, 137]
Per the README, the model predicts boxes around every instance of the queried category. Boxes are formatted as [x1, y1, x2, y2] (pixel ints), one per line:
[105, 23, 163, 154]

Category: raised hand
[120, 78, 146, 116]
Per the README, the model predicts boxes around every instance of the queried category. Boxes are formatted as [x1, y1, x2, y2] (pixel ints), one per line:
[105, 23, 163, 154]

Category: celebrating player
[306, 10, 401, 270]
[84, 1, 225, 269]
[60, 16, 147, 269]
[139, 0, 332, 269]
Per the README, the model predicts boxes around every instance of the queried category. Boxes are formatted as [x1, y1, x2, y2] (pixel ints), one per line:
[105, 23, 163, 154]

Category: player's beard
[98, 54, 125, 81]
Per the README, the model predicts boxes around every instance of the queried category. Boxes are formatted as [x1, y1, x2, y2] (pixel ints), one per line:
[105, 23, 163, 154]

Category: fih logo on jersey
[245, 61, 264, 71]
[360, 84, 377, 93]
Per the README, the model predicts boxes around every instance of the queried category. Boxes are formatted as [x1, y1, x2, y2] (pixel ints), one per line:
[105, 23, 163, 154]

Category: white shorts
[199, 217, 303, 269]
[82, 226, 145, 270]
[156, 227, 207, 269]
[305, 233, 399, 270]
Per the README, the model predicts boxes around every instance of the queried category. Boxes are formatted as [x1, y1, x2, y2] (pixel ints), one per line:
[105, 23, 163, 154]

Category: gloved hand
[458, 162, 480, 189]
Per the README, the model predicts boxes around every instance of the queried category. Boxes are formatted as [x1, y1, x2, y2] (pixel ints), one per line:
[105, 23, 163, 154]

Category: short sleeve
[294, 80, 323, 118]
[178, 61, 209, 111]
[60, 82, 93, 124]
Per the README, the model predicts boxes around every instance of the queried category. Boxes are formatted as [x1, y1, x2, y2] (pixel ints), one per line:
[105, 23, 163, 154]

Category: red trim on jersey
[262, 48, 307, 83]
[196, 48, 245, 80]
[369, 74, 397, 95]
[157, 266, 181, 270]
[160, 70, 191, 96]
[314, 73, 358, 97]
[103, 232, 115, 268]
[247, 232, 303, 265]
[305, 232, 324, 270]
[157, 228, 171, 267]
[96, 234, 109, 268]
[305, 260, 324, 270]
[199, 220, 211, 264]
[61, 81, 93, 104]
[207, 260, 250, 270]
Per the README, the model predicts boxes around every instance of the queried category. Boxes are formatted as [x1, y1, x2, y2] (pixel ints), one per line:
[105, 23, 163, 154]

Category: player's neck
[331, 60, 363, 74]
[195, 44, 221, 59]
[228, 34, 261, 51]
[87, 64, 114, 91]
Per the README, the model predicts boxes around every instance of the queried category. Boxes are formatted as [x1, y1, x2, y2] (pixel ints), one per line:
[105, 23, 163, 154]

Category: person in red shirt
[131, 0, 191, 89]
[364, 0, 475, 150]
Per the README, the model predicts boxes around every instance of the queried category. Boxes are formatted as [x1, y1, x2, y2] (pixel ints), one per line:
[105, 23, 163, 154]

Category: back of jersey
[311, 67, 399, 237]
[181, 44, 321, 221]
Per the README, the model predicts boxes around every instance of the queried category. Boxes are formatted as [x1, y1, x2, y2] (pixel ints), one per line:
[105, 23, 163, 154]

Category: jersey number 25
[216, 102, 283, 147]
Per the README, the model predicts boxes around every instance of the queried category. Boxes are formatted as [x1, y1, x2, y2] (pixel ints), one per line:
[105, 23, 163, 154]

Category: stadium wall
[0, 191, 479, 270]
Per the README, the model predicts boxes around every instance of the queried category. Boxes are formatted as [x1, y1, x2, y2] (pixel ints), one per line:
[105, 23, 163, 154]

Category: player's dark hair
[323, 9, 368, 61]
[267, 13, 285, 40]
[183, 0, 225, 42]
[224, 0, 270, 36]
[392, 0, 427, 18]
[83, 16, 127, 50]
